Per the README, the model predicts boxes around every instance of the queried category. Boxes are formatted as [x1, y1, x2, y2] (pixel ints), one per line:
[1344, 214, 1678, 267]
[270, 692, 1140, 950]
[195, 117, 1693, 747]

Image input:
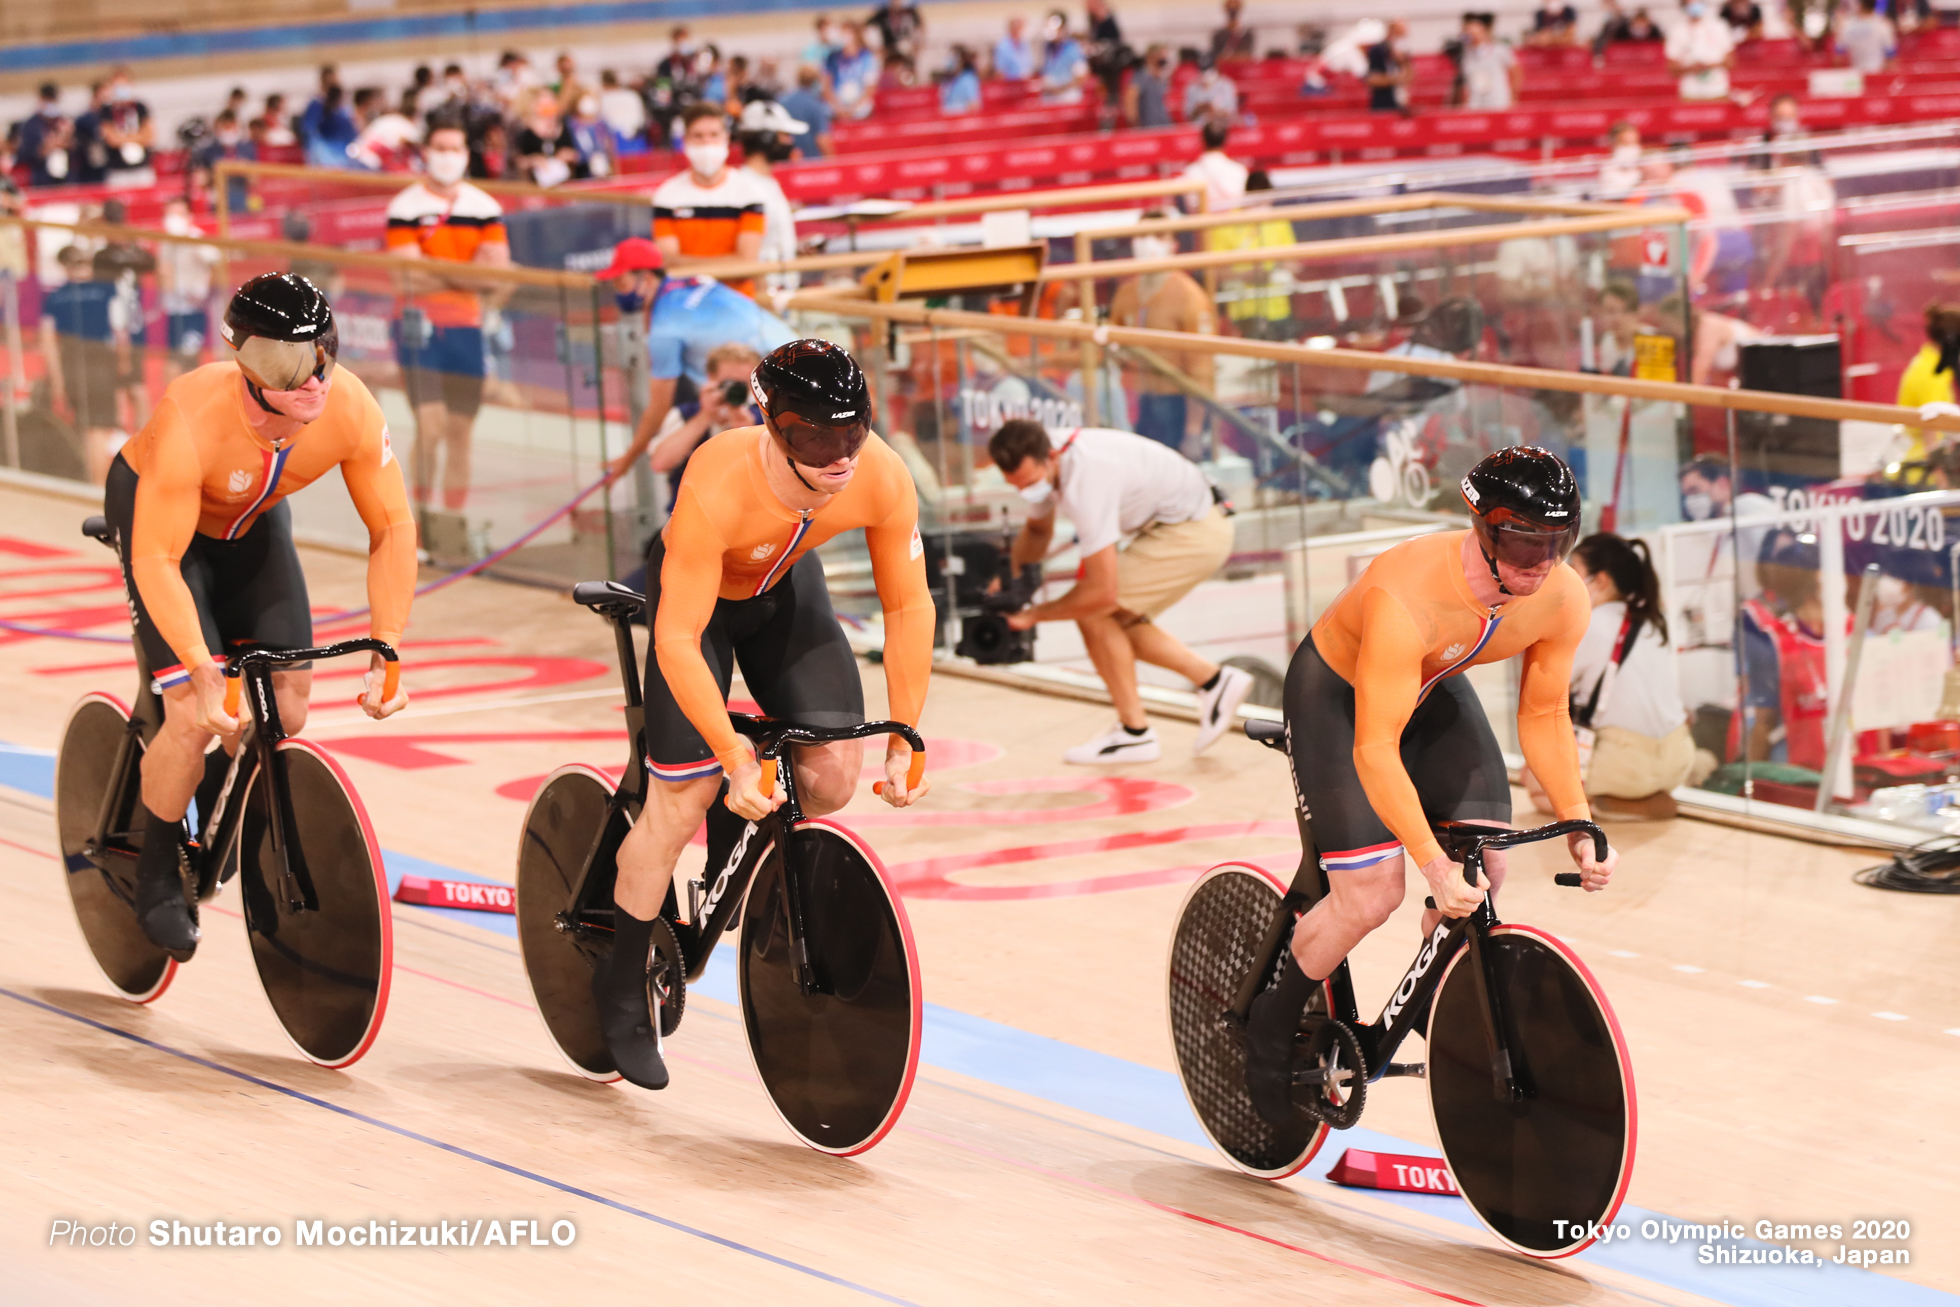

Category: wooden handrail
[1074, 191, 1642, 241]
[785, 293, 1960, 433]
[851, 177, 1208, 223]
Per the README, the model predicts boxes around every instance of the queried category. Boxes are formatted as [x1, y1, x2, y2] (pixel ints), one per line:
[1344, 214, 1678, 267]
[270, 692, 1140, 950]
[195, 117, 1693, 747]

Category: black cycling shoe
[1243, 952, 1316, 1127]
[133, 821, 199, 962]
[593, 911, 669, 1090]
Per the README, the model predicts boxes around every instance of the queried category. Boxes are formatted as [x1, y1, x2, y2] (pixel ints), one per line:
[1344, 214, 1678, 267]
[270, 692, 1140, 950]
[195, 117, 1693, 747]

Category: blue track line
[0, 984, 919, 1306]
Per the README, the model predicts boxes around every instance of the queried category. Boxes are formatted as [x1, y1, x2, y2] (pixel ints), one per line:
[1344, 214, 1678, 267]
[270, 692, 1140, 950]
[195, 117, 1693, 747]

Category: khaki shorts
[1586, 722, 1696, 799]
[1114, 505, 1233, 623]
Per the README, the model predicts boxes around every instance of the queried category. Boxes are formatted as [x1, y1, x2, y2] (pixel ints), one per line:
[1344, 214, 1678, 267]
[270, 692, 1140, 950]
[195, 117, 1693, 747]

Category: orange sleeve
[1518, 579, 1591, 826]
[337, 405, 418, 650]
[738, 207, 766, 236]
[482, 220, 509, 246]
[1348, 586, 1448, 868]
[384, 225, 420, 251]
[127, 400, 213, 671]
[653, 485, 748, 773]
[861, 447, 934, 736]
[653, 215, 679, 241]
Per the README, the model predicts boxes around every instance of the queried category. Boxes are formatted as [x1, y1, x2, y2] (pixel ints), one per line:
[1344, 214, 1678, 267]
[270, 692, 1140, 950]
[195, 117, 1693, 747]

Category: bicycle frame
[560, 586, 925, 992]
[1225, 808, 1607, 1100]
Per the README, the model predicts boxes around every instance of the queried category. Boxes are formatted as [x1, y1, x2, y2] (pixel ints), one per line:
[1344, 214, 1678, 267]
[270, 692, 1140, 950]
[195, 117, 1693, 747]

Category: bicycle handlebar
[223, 639, 400, 718]
[730, 713, 927, 800]
[1435, 818, 1609, 885]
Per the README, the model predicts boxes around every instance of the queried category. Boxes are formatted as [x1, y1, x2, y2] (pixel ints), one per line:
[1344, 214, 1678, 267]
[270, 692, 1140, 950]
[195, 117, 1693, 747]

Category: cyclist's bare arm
[338, 419, 418, 717]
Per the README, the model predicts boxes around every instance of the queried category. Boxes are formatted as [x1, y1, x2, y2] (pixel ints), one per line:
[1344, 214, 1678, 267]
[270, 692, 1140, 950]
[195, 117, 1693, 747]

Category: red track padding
[394, 875, 516, 914]
[1328, 1147, 1462, 1196]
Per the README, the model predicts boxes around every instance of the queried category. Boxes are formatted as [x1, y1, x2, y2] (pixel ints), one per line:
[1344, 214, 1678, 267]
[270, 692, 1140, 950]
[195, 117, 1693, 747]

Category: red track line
[903, 1125, 1489, 1307]
[0, 834, 53, 859]
[393, 961, 531, 1010]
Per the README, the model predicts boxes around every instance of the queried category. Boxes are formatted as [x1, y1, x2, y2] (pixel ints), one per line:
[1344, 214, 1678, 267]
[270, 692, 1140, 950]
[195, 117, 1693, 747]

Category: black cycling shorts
[1283, 633, 1510, 873]
[641, 533, 863, 782]
[105, 453, 314, 692]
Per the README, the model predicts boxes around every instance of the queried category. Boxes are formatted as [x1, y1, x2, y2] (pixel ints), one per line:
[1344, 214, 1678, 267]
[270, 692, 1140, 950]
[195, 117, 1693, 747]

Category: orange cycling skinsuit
[106, 361, 417, 689]
[643, 424, 934, 780]
[1288, 527, 1592, 872]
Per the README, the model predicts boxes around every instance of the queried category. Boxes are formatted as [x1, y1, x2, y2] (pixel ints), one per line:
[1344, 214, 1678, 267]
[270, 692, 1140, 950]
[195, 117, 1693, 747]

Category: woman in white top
[737, 100, 805, 299]
[1527, 533, 1698, 818]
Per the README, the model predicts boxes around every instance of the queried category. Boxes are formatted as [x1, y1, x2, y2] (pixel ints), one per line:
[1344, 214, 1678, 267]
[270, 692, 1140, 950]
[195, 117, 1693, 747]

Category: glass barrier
[0, 216, 642, 587]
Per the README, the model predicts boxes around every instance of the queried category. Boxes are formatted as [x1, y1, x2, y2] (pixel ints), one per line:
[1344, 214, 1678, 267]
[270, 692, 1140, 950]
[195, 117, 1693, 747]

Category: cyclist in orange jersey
[1242, 446, 1618, 1125]
[592, 338, 934, 1090]
[105, 274, 415, 958]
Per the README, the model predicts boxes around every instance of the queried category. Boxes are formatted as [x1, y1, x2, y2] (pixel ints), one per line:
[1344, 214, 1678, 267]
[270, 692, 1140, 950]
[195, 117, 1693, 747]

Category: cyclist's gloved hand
[725, 755, 786, 821]
[1420, 853, 1487, 918]
[359, 652, 409, 720]
[877, 741, 931, 809]
[189, 661, 239, 738]
[1567, 830, 1616, 892]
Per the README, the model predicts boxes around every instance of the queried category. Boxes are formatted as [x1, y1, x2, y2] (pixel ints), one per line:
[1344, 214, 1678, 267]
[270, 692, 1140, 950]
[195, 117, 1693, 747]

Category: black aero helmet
[222, 273, 338, 398]
[749, 338, 873, 467]
[1461, 446, 1581, 586]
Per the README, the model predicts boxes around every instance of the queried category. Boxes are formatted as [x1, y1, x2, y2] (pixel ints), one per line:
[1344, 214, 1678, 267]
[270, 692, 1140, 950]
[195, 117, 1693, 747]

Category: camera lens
[721, 379, 750, 407]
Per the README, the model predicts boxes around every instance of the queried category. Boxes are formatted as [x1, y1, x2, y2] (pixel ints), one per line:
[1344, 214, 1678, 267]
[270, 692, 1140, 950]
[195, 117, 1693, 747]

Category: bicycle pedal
[1380, 1062, 1426, 1079]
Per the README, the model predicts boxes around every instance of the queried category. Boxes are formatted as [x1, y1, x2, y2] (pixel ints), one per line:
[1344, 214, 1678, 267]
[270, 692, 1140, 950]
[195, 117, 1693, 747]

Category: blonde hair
[706, 342, 763, 375]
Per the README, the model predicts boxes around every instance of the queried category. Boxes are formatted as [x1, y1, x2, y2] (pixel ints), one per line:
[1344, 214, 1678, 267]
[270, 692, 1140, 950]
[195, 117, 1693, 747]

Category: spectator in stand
[752, 58, 786, 102]
[471, 117, 512, 180]
[1366, 20, 1414, 113]
[1667, 1, 1737, 101]
[725, 55, 762, 112]
[70, 82, 112, 184]
[1597, 119, 1647, 195]
[190, 108, 255, 208]
[1183, 61, 1240, 123]
[439, 65, 471, 111]
[1124, 45, 1175, 127]
[514, 93, 583, 186]
[599, 69, 649, 151]
[348, 89, 421, 171]
[654, 104, 767, 292]
[1625, 8, 1664, 40]
[385, 108, 512, 513]
[1460, 14, 1521, 108]
[658, 26, 697, 85]
[597, 239, 794, 482]
[737, 99, 805, 292]
[554, 52, 594, 109]
[1212, 0, 1257, 60]
[406, 65, 439, 118]
[942, 46, 984, 113]
[1719, 0, 1764, 41]
[828, 22, 881, 119]
[643, 341, 767, 508]
[1181, 117, 1249, 210]
[871, 0, 927, 61]
[878, 51, 918, 93]
[300, 83, 358, 167]
[40, 245, 123, 483]
[92, 67, 155, 185]
[18, 83, 73, 187]
[1590, 281, 1641, 373]
[1526, 0, 1580, 46]
[994, 16, 1037, 79]
[1110, 217, 1219, 452]
[803, 16, 842, 70]
[1040, 11, 1092, 103]
[568, 93, 620, 180]
[692, 45, 730, 108]
[1836, 0, 1898, 72]
[157, 196, 220, 381]
[778, 66, 834, 157]
[1600, 3, 1666, 48]
[1894, 303, 1960, 464]
[1083, 0, 1132, 99]
[221, 86, 249, 124]
[261, 93, 296, 147]
[1211, 172, 1298, 339]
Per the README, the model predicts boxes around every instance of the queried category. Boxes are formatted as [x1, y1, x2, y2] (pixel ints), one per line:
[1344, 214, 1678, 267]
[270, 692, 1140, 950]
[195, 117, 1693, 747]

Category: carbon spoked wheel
[515, 765, 623, 1081]
[1428, 925, 1636, 1258]
[238, 740, 392, 1068]
[1168, 863, 1331, 1179]
[54, 694, 177, 1003]
[739, 820, 921, 1156]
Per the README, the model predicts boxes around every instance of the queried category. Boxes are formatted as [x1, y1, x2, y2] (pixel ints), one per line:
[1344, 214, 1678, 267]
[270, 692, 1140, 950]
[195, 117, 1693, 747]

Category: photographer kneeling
[990, 420, 1251, 763]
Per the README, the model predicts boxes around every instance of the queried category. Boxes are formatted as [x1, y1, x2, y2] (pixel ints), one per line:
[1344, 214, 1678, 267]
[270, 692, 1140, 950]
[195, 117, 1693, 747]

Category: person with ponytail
[1526, 531, 1698, 819]
[1895, 302, 1960, 465]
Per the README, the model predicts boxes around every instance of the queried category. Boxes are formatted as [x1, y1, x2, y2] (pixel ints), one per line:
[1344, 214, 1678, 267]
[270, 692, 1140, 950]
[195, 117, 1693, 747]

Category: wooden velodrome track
[2, 480, 1957, 1307]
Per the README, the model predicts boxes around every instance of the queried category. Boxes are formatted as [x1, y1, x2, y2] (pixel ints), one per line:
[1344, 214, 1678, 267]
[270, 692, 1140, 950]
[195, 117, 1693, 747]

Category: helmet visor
[234, 335, 336, 392]
[1474, 516, 1580, 571]
[768, 407, 870, 467]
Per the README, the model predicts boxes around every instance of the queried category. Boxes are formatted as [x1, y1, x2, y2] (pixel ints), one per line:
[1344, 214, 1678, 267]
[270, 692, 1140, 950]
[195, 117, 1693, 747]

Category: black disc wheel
[1428, 925, 1636, 1258]
[515, 765, 625, 1081]
[1168, 863, 1331, 1178]
[237, 740, 392, 1068]
[54, 693, 178, 1003]
[739, 819, 920, 1156]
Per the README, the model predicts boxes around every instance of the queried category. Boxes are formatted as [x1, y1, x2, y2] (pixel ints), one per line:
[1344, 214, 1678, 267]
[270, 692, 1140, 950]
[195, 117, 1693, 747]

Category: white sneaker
[1192, 665, 1255, 755]
[1064, 722, 1161, 765]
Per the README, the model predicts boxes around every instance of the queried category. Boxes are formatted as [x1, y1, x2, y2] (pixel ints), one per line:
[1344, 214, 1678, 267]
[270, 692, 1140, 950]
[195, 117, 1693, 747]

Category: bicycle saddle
[1245, 718, 1287, 752]
[571, 580, 646, 616]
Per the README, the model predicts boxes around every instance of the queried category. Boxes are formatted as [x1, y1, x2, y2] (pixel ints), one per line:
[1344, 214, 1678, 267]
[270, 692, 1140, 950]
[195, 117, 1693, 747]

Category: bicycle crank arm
[1378, 1062, 1426, 1079]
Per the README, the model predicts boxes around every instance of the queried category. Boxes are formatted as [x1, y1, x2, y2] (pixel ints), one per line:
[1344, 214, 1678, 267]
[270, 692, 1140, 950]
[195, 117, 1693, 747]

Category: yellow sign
[1633, 333, 1677, 383]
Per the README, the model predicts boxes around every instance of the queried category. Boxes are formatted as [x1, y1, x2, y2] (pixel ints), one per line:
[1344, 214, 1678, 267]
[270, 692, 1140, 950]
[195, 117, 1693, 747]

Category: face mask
[1132, 235, 1175, 261]
[426, 147, 469, 185]
[1682, 490, 1714, 521]
[685, 140, 729, 176]
[41, 103, 60, 117]
[578, 96, 599, 117]
[216, 129, 241, 146]
[1771, 118, 1799, 137]
[163, 211, 191, 236]
[1045, 17, 1065, 38]
[1018, 479, 1054, 505]
[447, 77, 468, 95]
[111, 84, 133, 103]
[1611, 144, 1640, 165]
[1685, 2, 1708, 17]
[764, 137, 796, 162]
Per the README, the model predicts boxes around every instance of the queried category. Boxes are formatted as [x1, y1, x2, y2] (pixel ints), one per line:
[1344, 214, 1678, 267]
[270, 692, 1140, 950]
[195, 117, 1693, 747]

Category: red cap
[596, 237, 664, 281]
